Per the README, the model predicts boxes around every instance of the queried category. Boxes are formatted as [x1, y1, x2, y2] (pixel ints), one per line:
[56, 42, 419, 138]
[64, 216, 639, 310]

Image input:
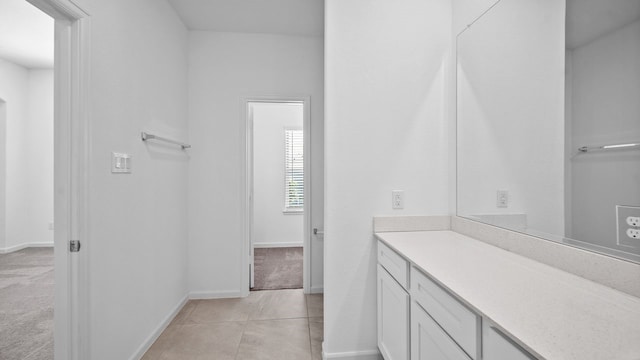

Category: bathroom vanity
[376, 0, 640, 358]
[376, 229, 640, 360]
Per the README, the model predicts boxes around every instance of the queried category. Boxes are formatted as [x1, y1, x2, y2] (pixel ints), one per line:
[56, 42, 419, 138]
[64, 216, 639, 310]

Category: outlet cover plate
[496, 190, 509, 208]
[617, 205, 640, 248]
[392, 190, 404, 210]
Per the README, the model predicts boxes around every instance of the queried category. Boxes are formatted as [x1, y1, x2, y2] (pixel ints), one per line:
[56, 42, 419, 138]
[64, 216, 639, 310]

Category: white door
[248, 106, 255, 288]
[25, 1, 91, 359]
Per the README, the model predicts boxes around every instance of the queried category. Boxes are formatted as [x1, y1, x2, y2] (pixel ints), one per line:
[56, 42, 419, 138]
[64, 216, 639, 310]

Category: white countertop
[375, 230, 640, 360]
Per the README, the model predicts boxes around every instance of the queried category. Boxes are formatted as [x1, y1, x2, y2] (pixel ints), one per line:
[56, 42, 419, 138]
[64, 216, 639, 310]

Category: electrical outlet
[496, 190, 509, 208]
[627, 229, 640, 239]
[617, 205, 640, 247]
[392, 190, 404, 210]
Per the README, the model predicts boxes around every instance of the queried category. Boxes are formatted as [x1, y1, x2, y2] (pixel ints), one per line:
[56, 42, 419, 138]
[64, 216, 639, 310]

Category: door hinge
[70, 240, 81, 253]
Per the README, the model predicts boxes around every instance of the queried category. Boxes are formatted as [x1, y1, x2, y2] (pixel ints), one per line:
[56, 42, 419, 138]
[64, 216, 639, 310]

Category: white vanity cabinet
[375, 230, 640, 360]
[377, 239, 538, 360]
[377, 242, 410, 360]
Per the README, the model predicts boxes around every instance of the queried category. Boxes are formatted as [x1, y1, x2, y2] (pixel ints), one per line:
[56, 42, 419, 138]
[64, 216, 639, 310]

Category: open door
[26, 0, 90, 358]
[248, 105, 255, 289]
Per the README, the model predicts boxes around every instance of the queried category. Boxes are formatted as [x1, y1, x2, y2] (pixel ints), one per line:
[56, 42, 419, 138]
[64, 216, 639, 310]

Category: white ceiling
[167, 0, 324, 36]
[0, 0, 54, 69]
[566, 0, 640, 49]
[11, 0, 636, 66]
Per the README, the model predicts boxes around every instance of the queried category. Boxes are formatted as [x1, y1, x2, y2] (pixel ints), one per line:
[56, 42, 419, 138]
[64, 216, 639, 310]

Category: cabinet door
[411, 302, 471, 360]
[483, 321, 537, 360]
[378, 265, 410, 360]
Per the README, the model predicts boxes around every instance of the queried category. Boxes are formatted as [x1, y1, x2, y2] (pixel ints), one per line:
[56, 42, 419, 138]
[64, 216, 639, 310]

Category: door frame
[26, 1, 90, 359]
[241, 95, 312, 295]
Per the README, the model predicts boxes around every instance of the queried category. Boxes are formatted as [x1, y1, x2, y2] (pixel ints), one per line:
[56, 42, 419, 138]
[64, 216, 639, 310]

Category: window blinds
[284, 129, 304, 209]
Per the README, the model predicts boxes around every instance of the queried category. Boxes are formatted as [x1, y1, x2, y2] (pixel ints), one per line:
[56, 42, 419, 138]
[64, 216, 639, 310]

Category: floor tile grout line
[145, 300, 199, 359]
[306, 292, 314, 360]
[246, 316, 310, 323]
[233, 320, 250, 360]
[307, 314, 314, 359]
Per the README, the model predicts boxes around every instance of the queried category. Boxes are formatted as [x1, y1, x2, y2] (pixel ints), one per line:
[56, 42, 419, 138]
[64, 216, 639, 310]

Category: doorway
[244, 97, 313, 293]
[248, 100, 305, 291]
[0, 1, 55, 358]
[9, 0, 89, 359]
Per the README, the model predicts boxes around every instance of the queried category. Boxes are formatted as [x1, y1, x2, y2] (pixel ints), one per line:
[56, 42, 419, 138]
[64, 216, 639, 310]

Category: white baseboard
[130, 293, 188, 360]
[252, 242, 303, 248]
[310, 286, 324, 294]
[323, 348, 382, 360]
[188, 290, 243, 300]
[0, 242, 54, 254]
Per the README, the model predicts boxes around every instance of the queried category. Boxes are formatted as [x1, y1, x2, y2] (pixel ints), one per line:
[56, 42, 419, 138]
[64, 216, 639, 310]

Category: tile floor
[143, 289, 323, 360]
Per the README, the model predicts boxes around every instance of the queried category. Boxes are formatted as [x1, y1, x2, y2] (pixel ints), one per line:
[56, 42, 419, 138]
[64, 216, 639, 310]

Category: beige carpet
[0, 247, 54, 360]
[252, 247, 303, 290]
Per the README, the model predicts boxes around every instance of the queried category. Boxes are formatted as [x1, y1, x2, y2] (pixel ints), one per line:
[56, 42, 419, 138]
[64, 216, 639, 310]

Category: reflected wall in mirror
[457, 0, 640, 263]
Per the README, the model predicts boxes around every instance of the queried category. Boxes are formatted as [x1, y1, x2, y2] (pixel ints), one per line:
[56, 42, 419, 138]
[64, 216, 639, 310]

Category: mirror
[457, 0, 640, 263]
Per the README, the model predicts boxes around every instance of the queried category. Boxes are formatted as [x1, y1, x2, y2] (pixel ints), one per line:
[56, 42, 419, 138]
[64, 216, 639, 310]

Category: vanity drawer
[377, 241, 409, 289]
[483, 321, 537, 360]
[411, 267, 480, 360]
[411, 302, 472, 360]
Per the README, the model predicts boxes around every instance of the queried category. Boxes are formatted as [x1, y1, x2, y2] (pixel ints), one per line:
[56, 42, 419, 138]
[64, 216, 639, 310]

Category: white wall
[86, 1, 189, 358]
[252, 102, 304, 247]
[188, 32, 324, 296]
[570, 19, 640, 248]
[324, 0, 451, 356]
[455, 0, 566, 236]
[453, 0, 500, 34]
[0, 99, 4, 249]
[564, 50, 574, 237]
[0, 59, 53, 252]
[0, 59, 25, 251]
[21, 69, 54, 247]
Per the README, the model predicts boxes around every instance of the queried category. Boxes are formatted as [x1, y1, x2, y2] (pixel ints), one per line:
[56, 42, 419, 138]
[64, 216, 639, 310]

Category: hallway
[143, 289, 323, 360]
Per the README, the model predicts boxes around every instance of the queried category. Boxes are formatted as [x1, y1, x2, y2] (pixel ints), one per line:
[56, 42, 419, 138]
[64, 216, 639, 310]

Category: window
[284, 128, 303, 212]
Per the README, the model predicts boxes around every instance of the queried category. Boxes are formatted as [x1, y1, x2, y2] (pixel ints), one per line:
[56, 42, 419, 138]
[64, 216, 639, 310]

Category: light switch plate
[617, 205, 640, 248]
[112, 152, 132, 174]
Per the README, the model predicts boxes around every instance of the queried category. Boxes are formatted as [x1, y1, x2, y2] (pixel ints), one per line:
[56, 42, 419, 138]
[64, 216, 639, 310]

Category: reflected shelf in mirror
[578, 142, 640, 153]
